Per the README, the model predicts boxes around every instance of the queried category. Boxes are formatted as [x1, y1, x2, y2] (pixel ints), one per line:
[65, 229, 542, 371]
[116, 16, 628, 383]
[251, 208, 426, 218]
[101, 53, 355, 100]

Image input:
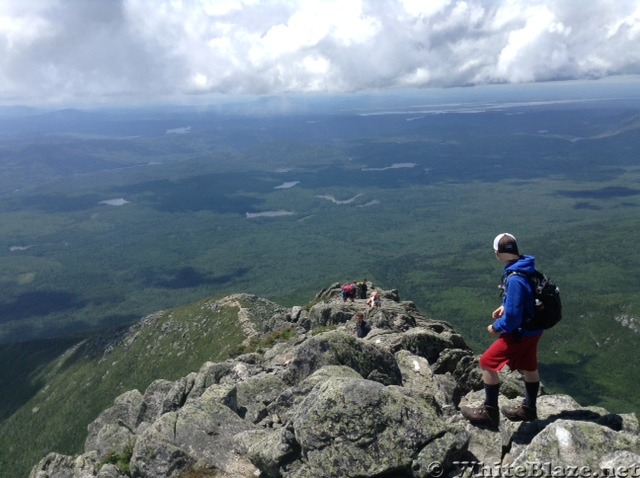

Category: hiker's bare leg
[481, 367, 500, 385]
[523, 369, 539, 382]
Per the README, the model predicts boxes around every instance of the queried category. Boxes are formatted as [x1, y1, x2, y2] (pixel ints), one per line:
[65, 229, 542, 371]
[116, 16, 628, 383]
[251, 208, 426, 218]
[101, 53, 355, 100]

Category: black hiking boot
[460, 404, 499, 428]
[500, 404, 537, 422]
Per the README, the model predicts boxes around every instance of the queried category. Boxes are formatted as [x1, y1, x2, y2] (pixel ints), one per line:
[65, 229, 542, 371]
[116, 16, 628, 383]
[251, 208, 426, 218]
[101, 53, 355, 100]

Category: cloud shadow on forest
[145, 266, 251, 289]
[0, 291, 87, 323]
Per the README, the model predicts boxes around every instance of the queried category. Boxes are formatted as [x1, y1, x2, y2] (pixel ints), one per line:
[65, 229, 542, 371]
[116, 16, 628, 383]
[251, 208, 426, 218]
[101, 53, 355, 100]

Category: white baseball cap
[493, 233, 519, 254]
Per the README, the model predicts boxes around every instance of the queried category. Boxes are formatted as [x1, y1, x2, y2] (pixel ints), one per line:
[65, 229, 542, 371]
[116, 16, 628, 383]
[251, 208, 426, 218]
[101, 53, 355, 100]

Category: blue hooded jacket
[493, 255, 543, 337]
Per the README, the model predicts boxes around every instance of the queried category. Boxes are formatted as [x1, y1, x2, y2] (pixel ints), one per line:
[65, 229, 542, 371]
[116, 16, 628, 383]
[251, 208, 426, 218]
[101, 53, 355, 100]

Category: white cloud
[200, 0, 260, 17]
[607, 4, 640, 38]
[0, 0, 639, 105]
[497, 5, 570, 82]
[400, 0, 450, 18]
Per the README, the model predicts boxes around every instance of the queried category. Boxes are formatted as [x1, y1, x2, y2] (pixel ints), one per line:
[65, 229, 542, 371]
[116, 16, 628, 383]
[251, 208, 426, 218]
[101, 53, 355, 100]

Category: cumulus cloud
[0, 0, 639, 105]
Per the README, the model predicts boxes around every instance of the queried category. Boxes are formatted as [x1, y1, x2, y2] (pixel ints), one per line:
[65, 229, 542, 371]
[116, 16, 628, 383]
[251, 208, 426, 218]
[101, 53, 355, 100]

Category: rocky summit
[30, 283, 640, 478]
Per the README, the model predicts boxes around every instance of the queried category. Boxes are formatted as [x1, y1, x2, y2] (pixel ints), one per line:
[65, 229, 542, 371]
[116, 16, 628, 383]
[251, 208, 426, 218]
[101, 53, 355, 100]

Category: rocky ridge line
[30, 283, 640, 478]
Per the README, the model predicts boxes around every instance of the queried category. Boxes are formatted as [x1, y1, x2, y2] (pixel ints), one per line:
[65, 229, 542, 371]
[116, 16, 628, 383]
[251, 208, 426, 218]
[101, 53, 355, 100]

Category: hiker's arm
[488, 306, 504, 335]
[492, 305, 504, 319]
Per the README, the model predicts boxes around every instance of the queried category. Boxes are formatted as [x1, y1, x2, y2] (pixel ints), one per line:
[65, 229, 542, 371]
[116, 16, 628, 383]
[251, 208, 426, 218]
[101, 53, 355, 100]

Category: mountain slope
[0, 293, 286, 478]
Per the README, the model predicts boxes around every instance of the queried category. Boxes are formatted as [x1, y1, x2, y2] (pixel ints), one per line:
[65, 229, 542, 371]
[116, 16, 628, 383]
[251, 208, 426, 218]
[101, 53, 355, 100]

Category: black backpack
[503, 270, 562, 330]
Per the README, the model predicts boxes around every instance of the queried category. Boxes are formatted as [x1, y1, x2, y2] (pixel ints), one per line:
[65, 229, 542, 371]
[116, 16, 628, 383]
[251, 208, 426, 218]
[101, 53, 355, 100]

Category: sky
[1, 0, 640, 106]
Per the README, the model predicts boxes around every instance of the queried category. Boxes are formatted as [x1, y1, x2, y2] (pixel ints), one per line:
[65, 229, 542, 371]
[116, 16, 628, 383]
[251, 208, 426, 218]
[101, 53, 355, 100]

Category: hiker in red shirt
[341, 282, 357, 302]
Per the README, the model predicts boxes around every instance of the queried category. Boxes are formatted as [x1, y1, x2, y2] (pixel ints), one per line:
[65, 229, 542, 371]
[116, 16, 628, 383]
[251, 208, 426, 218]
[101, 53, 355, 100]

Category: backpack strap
[501, 270, 539, 327]
[499, 270, 529, 296]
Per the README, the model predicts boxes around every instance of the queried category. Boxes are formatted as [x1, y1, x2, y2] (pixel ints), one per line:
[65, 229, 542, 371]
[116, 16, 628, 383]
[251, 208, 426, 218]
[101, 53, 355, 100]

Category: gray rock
[85, 390, 143, 459]
[236, 373, 288, 423]
[129, 413, 195, 478]
[29, 451, 101, 478]
[290, 376, 450, 477]
[138, 379, 174, 426]
[234, 426, 298, 478]
[371, 327, 465, 364]
[411, 427, 470, 478]
[97, 463, 129, 478]
[503, 394, 640, 465]
[508, 419, 640, 473]
[130, 395, 255, 477]
[282, 330, 402, 386]
[306, 302, 356, 329]
[197, 360, 235, 387]
[313, 282, 342, 300]
[395, 349, 433, 391]
[265, 365, 363, 427]
[431, 347, 474, 375]
[198, 383, 239, 412]
[160, 372, 197, 413]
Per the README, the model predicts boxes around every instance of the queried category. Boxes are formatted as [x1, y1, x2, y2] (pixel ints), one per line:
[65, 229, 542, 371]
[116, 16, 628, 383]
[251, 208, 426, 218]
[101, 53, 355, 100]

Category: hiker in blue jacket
[461, 233, 544, 428]
[493, 253, 537, 336]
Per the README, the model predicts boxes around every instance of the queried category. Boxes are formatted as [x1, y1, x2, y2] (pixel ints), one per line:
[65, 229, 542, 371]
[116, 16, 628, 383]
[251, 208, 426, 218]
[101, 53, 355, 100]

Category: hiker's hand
[492, 305, 504, 319]
[487, 324, 498, 336]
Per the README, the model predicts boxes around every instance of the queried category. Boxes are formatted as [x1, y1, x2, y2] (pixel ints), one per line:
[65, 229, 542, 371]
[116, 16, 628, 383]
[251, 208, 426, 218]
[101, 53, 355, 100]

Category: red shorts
[479, 334, 541, 372]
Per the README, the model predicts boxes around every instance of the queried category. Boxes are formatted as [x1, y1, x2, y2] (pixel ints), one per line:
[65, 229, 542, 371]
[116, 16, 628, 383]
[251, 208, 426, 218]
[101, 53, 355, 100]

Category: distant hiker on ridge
[367, 290, 381, 308]
[356, 278, 368, 300]
[341, 282, 357, 302]
[460, 233, 544, 428]
[354, 311, 371, 338]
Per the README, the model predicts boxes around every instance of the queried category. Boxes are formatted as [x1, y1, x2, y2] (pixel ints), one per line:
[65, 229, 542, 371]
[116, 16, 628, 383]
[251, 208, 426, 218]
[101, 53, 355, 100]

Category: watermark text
[425, 460, 640, 478]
